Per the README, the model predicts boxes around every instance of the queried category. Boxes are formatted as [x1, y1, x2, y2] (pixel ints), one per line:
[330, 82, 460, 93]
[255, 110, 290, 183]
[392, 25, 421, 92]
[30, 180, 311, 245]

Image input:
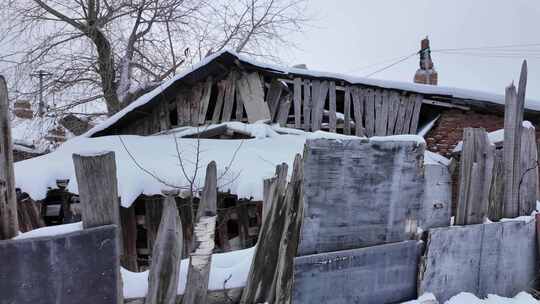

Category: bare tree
[0, 0, 308, 115]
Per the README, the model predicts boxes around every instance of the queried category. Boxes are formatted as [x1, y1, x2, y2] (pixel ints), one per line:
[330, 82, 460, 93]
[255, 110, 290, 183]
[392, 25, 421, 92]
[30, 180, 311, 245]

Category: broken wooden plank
[351, 87, 365, 137]
[276, 94, 292, 126]
[221, 72, 237, 122]
[519, 123, 537, 215]
[328, 81, 337, 133]
[343, 86, 352, 135]
[363, 89, 375, 137]
[0, 75, 17, 239]
[236, 72, 271, 123]
[184, 162, 218, 304]
[211, 81, 226, 124]
[145, 193, 183, 304]
[293, 78, 302, 128]
[72, 152, 120, 230]
[409, 94, 423, 134]
[198, 77, 213, 124]
[303, 79, 311, 131]
[266, 78, 284, 121]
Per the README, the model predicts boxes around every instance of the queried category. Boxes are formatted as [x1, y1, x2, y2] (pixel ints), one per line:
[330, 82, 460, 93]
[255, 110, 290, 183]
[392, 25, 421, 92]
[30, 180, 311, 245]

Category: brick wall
[426, 109, 540, 158]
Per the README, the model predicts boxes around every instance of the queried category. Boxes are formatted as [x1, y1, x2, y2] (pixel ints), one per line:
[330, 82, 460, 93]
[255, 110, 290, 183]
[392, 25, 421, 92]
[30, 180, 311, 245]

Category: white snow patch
[14, 222, 83, 239]
[444, 292, 538, 304]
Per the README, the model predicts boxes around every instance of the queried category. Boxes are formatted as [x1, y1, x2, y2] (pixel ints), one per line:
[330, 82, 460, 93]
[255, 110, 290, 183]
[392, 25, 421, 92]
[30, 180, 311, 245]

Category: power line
[432, 42, 540, 52]
[346, 52, 417, 73]
[364, 53, 417, 78]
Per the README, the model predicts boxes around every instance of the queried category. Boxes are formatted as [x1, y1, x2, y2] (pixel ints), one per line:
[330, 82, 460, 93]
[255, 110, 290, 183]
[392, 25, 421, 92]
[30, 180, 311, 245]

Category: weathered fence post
[455, 128, 494, 225]
[72, 151, 123, 303]
[0, 75, 18, 239]
[503, 61, 527, 218]
[145, 191, 183, 304]
[183, 161, 218, 304]
[519, 123, 538, 215]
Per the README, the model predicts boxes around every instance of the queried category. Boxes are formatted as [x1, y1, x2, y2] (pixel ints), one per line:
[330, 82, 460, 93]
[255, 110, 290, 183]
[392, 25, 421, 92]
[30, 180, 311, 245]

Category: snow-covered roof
[11, 116, 69, 153]
[15, 122, 443, 207]
[84, 49, 540, 138]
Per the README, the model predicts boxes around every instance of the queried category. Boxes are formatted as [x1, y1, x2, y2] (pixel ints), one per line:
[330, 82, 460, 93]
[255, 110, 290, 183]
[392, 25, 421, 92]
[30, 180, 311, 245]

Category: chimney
[414, 37, 438, 85]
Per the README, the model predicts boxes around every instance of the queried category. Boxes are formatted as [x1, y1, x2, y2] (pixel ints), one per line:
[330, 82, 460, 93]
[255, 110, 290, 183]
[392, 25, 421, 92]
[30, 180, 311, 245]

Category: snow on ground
[15, 122, 438, 207]
[403, 292, 539, 304]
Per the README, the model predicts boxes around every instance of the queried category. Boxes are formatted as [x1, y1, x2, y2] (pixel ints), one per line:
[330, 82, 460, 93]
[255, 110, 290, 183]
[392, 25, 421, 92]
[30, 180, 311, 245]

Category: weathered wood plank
[145, 193, 183, 304]
[374, 89, 387, 136]
[211, 81, 226, 124]
[276, 94, 292, 126]
[394, 94, 408, 134]
[363, 89, 375, 136]
[402, 95, 416, 134]
[236, 72, 271, 123]
[303, 79, 311, 131]
[293, 241, 421, 304]
[489, 149, 504, 221]
[184, 162, 218, 304]
[0, 75, 17, 239]
[221, 72, 237, 122]
[198, 77, 213, 124]
[293, 78, 302, 128]
[189, 83, 203, 125]
[343, 86, 352, 135]
[519, 124, 537, 215]
[72, 152, 120, 230]
[266, 78, 284, 121]
[351, 87, 365, 137]
[328, 81, 337, 133]
[409, 94, 423, 133]
[386, 91, 400, 135]
[240, 163, 289, 304]
[120, 206, 138, 272]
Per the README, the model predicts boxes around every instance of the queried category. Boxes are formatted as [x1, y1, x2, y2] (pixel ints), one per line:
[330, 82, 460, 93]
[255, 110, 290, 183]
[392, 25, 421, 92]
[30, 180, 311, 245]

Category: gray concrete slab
[293, 240, 423, 304]
[0, 225, 120, 304]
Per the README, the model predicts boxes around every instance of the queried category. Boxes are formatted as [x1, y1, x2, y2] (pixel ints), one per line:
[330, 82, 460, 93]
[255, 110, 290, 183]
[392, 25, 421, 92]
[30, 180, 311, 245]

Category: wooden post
[503, 61, 527, 218]
[328, 81, 337, 133]
[518, 123, 538, 215]
[73, 152, 120, 229]
[0, 75, 18, 239]
[145, 191, 183, 304]
[183, 162, 218, 304]
[455, 128, 494, 225]
[120, 206, 138, 272]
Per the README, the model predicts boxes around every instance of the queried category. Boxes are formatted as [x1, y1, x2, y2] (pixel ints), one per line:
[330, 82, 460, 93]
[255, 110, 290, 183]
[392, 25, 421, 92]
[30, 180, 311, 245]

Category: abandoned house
[12, 46, 540, 271]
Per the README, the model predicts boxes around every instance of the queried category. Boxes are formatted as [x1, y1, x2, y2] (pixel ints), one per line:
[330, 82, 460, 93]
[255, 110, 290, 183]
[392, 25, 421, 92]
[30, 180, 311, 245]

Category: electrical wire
[364, 52, 418, 78]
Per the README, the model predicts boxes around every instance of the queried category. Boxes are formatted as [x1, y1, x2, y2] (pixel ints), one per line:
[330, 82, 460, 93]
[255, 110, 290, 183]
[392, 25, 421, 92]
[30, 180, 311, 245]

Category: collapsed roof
[84, 50, 540, 138]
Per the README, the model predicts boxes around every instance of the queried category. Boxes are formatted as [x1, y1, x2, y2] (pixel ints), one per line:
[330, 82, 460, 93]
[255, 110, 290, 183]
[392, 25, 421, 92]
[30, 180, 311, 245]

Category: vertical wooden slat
[221, 71, 237, 122]
[198, 77, 213, 125]
[351, 87, 365, 137]
[120, 206, 138, 272]
[266, 78, 283, 121]
[235, 89, 244, 121]
[236, 72, 270, 123]
[293, 78, 302, 128]
[519, 124, 537, 215]
[364, 89, 375, 137]
[343, 86, 351, 135]
[303, 79, 311, 131]
[386, 91, 400, 135]
[489, 149, 504, 221]
[394, 94, 408, 134]
[374, 90, 389, 136]
[312, 81, 329, 131]
[310, 80, 321, 131]
[328, 81, 337, 133]
[409, 94, 423, 134]
[0, 75, 17, 239]
[276, 94, 292, 126]
[211, 81, 226, 124]
[146, 193, 183, 304]
[145, 198, 163, 253]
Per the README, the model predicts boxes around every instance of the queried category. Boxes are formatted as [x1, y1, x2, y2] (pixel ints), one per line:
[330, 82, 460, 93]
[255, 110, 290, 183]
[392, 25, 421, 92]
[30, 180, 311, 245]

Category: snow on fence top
[83, 50, 540, 138]
[14, 122, 441, 207]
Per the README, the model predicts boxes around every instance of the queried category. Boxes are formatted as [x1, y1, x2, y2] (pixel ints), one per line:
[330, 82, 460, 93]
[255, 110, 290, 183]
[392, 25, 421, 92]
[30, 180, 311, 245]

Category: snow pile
[11, 116, 64, 153]
[14, 222, 83, 239]
[404, 292, 538, 304]
[15, 122, 442, 207]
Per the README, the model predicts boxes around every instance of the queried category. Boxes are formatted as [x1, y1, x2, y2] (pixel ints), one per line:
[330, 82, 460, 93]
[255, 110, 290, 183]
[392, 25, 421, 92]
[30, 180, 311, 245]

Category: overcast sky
[278, 0, 540, 101]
